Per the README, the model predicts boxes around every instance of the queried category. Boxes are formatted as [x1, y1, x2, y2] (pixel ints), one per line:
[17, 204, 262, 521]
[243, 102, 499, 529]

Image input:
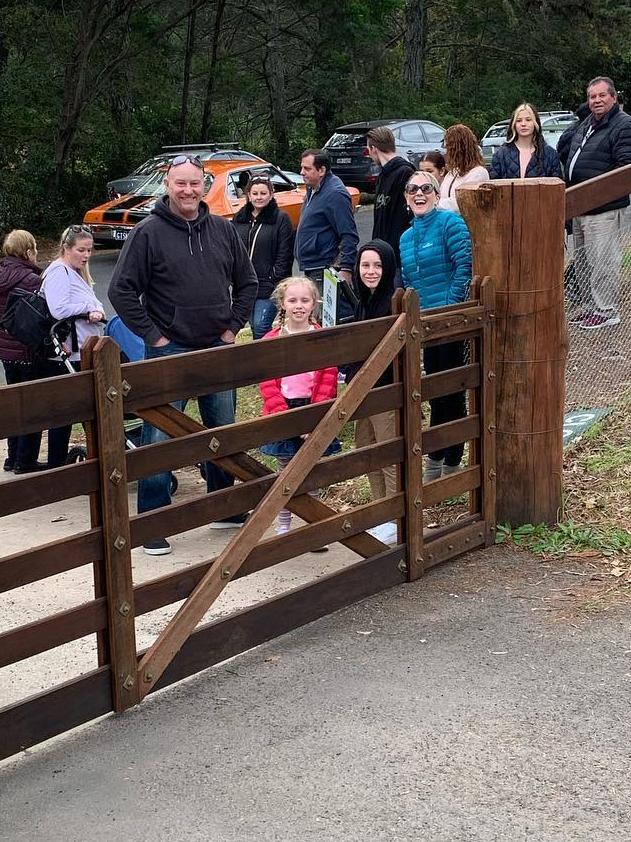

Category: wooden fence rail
[0, 283, 496, 760]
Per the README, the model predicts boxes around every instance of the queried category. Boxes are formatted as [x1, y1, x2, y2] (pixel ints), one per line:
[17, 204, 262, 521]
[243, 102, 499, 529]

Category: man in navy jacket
[562, 77, 631, 330]
[295, 149, 359, 319]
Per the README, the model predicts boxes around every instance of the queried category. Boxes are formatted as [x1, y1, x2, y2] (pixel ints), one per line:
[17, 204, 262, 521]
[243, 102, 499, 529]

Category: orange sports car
[84, 154, 360, 247]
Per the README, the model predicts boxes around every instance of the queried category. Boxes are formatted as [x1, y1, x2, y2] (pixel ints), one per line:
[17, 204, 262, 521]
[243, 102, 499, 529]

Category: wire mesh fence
[564, 208, 631, 410]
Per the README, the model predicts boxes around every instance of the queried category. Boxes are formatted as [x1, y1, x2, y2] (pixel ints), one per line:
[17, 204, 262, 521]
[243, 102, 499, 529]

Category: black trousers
[423, 341, 467, 466]
[2, 360, 43, 468]
[37, 358, 80, 468]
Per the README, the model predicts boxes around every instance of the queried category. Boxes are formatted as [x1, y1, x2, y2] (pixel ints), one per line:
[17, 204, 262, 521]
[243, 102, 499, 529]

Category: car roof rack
[160, 142, 240, 151]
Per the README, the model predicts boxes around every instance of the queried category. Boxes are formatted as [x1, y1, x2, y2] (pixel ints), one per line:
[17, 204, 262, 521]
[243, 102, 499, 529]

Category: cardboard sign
[322, 268, 338, 328]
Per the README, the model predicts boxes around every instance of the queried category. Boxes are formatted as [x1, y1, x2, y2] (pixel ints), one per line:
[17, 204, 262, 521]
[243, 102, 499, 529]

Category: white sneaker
[367, 521, 398, 544]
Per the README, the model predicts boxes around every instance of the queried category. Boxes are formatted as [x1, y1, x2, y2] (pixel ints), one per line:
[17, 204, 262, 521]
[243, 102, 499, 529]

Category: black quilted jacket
[489, 142, 562, 179]
[564, 104, 631, 214]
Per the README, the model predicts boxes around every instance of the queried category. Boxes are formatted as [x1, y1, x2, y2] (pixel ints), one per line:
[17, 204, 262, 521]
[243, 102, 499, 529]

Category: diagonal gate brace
[136, 313, 407, 697]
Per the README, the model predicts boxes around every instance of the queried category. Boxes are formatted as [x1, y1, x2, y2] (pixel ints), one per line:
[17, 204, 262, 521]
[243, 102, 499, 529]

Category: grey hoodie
[109, 197, 258, 347]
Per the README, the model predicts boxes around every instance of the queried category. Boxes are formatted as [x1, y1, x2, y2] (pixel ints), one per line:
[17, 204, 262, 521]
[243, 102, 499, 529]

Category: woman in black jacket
[348, 238, 397, 502]
[0, 230, 44, 473]
[490, 103, 562, 179]
[233, 176, 294, 339]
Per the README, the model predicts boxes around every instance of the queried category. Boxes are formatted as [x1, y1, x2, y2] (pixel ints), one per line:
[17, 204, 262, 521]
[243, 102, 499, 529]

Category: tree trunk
[179, 2, 197, 144]
[52, 1, 102, 190]
[403, 0, 427, 90]
[262, 0, 289, 162]
[200, 0, 227, 142]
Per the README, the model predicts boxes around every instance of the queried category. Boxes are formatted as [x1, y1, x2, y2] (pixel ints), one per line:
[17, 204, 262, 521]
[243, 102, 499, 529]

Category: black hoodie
[232, 198, 294, 299]
[346, 238, 397, 386]
[372, 156, 415, 266]
[109, 197, 258, 348]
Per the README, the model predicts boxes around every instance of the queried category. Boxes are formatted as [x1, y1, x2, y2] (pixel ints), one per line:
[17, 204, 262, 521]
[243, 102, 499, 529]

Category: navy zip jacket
[564, 104, 631, 214]
[295, 171, 359, 271]
[489, 142, 562, 179]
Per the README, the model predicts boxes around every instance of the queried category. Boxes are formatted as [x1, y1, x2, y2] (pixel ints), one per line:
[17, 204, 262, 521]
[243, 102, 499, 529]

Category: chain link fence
[564, 208, 631, 409]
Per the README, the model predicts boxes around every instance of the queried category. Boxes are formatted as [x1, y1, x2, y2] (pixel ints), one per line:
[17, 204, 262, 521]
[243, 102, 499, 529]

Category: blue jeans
[251, 298, 277, 340]
[137, 340, 236, 514]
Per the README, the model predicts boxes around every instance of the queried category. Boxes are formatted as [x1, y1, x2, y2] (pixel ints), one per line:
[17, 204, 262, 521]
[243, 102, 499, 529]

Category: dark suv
[323, 119, 446, 191]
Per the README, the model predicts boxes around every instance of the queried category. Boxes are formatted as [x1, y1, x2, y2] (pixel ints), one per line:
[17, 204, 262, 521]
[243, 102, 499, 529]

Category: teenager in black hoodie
[348, 239, 398, 501]
[367, 127, 415, 272]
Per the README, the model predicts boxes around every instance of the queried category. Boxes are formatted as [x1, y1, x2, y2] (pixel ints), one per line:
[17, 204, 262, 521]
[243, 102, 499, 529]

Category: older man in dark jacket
[562, 77, 631, 329]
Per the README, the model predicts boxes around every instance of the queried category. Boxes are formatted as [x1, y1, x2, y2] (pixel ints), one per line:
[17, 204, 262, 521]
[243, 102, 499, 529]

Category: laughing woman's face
[404, 174, 438, 217]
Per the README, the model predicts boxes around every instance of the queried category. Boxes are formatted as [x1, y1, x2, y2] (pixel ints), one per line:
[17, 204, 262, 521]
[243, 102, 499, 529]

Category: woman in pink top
[259, 277, 339, 540]
[438, 124, 489, 214]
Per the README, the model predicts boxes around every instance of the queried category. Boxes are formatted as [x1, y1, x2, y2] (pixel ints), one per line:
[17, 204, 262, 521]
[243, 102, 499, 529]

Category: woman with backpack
[0, 230, 45, 473]
[232, 175, 294, 339]
[40, 224, 105, 468]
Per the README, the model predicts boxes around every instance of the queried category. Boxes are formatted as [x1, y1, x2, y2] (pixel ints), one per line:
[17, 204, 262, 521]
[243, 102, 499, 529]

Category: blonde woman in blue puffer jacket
[399, 169, 472, 481]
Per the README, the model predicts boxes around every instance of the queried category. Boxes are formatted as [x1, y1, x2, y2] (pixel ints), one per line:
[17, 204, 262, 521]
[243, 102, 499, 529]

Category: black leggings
[423, 341, 467, 467]
[37, 358, 80, 468]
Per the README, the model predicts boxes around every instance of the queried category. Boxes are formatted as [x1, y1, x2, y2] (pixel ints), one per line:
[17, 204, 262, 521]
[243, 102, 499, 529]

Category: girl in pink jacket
[259, 277, 340, 539]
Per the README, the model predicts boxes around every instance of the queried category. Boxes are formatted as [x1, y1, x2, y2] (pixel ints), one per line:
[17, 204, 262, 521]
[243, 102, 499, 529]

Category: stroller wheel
[66, 446, 87, 464]
[169, 473, 178, 496]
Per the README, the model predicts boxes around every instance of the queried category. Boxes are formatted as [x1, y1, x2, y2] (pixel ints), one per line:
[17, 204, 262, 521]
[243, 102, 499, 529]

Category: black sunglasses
[63, 224, 92, 242]
[405, 182, 435, 196]
[168, 154, 203, 171]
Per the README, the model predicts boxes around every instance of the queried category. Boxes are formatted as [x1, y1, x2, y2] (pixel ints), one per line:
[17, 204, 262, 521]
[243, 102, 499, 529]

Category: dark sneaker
[209, 514, 249, 529]
[310, 546, 329, 553]
[3, 458, 15, 472]
[13, 461, 48, 474]
[579, 313, 620, 330]
[568, 310, 592, 325]
[143, 538, 172, 556]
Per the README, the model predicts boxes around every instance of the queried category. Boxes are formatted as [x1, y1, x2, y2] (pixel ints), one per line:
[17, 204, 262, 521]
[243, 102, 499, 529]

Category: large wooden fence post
[459, 178, 567, 525]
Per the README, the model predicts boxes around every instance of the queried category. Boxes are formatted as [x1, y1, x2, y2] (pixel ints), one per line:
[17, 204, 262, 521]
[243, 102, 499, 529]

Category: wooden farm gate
[0, 284, 495, 760]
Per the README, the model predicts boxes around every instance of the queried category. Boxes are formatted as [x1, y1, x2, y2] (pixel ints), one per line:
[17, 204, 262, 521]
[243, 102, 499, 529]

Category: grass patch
[496, 521, 631, 557]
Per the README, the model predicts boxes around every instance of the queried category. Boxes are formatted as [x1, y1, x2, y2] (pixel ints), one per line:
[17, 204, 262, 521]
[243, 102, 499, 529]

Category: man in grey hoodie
[109, 156, 258, 555]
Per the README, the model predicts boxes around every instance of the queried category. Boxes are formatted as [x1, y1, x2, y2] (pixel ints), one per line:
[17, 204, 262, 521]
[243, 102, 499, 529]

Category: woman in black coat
[232, 175, 294, 339]
[0, 230, 44, 472]
[490, 103, 562, 179]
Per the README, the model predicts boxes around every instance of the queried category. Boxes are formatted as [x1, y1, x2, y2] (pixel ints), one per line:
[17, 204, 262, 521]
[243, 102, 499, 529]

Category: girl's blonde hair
[507, 103, 542, 147]
[58, 224, 95, 286]
[3, 229, 36, 260]
[271, 276, 319, 327]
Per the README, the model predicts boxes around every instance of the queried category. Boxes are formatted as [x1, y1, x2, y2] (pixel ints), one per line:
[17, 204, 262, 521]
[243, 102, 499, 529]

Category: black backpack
[0, 288, 73, 356]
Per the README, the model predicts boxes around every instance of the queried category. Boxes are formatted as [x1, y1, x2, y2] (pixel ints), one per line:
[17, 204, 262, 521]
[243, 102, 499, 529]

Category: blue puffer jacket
[399, 209, 472, 310]
[489, 142, 562, 179]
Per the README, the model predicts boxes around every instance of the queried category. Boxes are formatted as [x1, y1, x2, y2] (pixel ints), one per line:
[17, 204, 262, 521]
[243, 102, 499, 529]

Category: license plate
[336, 157, 351, 164]
[112, 229, 129, 241]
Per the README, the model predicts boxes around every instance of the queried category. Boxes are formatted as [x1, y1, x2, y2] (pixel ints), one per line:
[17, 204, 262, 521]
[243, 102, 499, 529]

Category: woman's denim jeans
[137, 340, 236, 514]
[251, 298, 278, 340]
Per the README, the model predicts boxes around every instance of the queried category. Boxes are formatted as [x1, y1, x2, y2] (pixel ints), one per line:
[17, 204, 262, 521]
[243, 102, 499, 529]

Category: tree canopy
[1, 0, 630, 231]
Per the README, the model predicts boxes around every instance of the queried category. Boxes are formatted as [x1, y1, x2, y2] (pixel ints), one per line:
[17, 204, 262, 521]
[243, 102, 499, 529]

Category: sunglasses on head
[168, 154, 203, 171]
[63, 224, 92, 242]
[405, 182, 435, 196]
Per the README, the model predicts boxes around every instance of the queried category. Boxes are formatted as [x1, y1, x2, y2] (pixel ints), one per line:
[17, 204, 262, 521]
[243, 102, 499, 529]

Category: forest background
[1, 0, 630, 233]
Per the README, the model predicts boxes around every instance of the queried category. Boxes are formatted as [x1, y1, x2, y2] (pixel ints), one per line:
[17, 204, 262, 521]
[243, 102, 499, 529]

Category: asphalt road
[2, 546, 630, 841]
[91, 205, 375, 317]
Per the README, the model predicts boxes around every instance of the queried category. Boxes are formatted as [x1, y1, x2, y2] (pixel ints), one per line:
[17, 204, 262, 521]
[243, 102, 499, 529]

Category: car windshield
[485, 125, 508, 139]
[325, 132, 367, 148]
[134, 169, 213, 197]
